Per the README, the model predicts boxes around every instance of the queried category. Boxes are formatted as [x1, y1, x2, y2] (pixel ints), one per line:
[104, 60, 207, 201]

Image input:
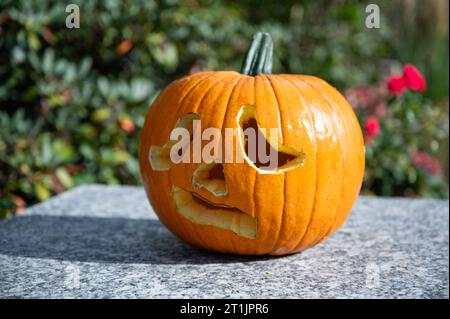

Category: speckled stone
[0, 185, 448, 298]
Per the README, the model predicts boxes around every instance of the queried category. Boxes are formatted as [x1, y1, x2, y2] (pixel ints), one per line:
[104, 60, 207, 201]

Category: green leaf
[80, 143, 96, 160]
[64, 64, 77, 83]
[12, 46, 26, 63]
[42, 49, 55, 74]
[35, 182, 50, 201]
[55, 167, 74, 188]
[97, 77, 110, 97]
[28, 33, 41, 50]
[91, 108, 111, 122]
[52, 138, 75, 163]
[40, 135, 52, 166]
[151, 42, 178, 71]
[79, 57, 93, 78]
[101, 149, 130, 165]
[129, 78, 153, 102]
[28, 52, 40, 70]
[54, 59, 67, 75]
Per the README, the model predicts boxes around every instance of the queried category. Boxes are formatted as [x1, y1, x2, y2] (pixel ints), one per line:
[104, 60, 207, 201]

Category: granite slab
[0, 185, 448, 298]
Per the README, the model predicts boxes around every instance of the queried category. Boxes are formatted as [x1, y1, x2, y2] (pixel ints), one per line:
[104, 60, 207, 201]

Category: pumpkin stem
[240, 32, 273, 76]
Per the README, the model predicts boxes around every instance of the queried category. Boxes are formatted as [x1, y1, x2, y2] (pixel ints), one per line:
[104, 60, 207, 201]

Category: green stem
[240, 32, 273, 76]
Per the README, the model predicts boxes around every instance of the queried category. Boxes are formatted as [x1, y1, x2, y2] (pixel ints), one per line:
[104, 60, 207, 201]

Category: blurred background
[0, 0, 448, 218]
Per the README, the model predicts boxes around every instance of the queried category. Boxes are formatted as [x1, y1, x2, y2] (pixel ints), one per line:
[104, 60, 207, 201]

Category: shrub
[0, 0, 448, 217]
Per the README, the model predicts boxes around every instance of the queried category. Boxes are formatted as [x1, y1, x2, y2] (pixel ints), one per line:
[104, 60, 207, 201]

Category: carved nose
[192, 162, 227, 196]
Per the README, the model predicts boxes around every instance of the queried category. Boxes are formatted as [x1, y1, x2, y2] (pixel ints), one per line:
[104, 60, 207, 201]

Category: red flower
[403, 64, 426, 92]
[387, 64, 427, 95]
[364, 116, 381, 144]
[387, 75, 407, 95]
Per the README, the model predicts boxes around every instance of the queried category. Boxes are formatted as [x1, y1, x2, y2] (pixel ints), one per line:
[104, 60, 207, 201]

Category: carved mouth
[171, 186, 257, 239]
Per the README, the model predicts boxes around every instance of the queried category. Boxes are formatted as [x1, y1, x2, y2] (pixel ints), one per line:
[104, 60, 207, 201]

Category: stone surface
[0, 185, 448, 298]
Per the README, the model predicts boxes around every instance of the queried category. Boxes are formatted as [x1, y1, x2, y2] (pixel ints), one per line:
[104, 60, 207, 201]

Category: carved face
[139, 71, 365, 256]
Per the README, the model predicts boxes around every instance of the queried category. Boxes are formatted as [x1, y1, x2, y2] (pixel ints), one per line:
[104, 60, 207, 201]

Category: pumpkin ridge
[179, 72, 218, 102]
[308, 80, 347, 243]
[227, 76, 256, 254]
[247, 76, 258, 252]
[216, 75, 244, 144]
[211, 78, 246, 211]
[179, 73, 239, 250]
[261, 74, 286, 253]
[194, 73, 240, 132]
[167, 72, 219, 248]
[195, 73, 245, 252]
[279, 75, 319, 252]
[177, 70, 215, 85]
[147, 74, 210, 247]
[192, 73, 238, 115]
[266, 74, 311, 253]
[252, 77, 269, 252]
[294, 77, 339, 250]
[296, 77, 345, 247]
[307, 77, 365, 235]
[270, 74, 317, 251]
[235, 76, 259, 251]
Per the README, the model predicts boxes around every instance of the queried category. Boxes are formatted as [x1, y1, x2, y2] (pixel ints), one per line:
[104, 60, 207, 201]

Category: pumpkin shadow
[0, 215, 277, 265]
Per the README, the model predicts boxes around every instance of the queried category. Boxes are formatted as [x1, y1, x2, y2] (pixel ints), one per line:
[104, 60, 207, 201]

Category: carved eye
[237, 105, 306, 174]
[149, 113, 200, 171]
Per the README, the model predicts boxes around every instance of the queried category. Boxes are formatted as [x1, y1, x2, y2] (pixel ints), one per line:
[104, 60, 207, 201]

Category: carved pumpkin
[139, 33, 365, 255]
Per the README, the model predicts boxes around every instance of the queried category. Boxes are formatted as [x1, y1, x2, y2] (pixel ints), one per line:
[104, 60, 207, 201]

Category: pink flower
[364, 116, 381, 144]
[373, 101, 388, 117]
[345, 86, 376, 109]
[403, 64, 426, 92]
[412, 150, 442, 175]
[387, 75, 408, 95]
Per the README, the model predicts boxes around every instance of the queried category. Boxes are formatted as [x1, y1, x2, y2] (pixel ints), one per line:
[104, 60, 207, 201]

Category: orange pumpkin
[139, 32, 365, 255]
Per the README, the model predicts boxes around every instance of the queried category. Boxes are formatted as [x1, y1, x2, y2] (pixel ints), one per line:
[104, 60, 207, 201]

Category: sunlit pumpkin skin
[139, 33, 365, 255]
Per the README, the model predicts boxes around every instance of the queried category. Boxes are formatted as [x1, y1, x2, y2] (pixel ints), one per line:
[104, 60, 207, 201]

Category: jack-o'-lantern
[139, 32, 365, 255]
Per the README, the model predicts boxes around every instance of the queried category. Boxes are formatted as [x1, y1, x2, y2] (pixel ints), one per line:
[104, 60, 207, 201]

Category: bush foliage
[0, 0, 448, 217]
